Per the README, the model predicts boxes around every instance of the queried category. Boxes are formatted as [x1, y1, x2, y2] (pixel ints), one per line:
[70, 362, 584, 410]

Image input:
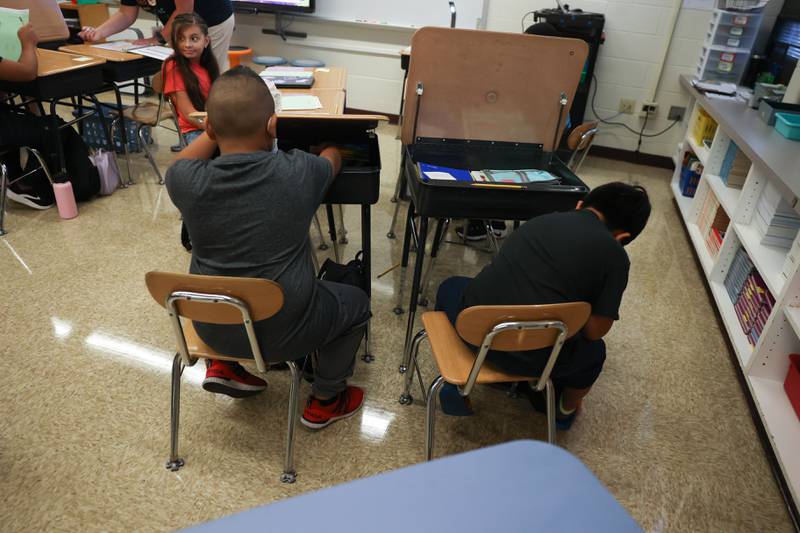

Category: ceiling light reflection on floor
[360, 406, 396, 441]
[50, 317, 73, 339]
[85, 331, 204, 386]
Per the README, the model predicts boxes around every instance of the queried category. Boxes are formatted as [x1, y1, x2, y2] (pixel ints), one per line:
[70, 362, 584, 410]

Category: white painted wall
[124, 0, 786, 158]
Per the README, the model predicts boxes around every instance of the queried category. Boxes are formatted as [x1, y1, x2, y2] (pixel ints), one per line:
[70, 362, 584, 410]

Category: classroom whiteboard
[310, 0, 488, 30]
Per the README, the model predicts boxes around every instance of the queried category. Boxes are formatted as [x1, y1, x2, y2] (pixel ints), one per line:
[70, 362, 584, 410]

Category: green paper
[0, 7, 29, 62]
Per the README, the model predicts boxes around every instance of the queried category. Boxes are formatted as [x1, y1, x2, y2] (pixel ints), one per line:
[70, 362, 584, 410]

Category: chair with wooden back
[112, 69, 182, 185]
[400, 302, 591, 460]
[144, 271, 303, 483]
[566, 121, 599, 174]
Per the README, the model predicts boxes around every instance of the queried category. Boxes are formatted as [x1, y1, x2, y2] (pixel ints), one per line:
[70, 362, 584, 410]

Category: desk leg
[111, 83, 133, 185]
[393, 202, 415, 315]
[49, 101, 67, 183]
[387, 151, 407, 239]
[361, 204, 374, 363]
[325, 204, 340, 263]
[396, 67, 409, 141]
[401, 215, 428, 375]
[88, 94, 115, 170]
[419, 218, 448, 307]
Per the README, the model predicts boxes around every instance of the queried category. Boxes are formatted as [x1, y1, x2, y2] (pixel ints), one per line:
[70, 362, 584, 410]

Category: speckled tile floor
[0, 115, 795, 532]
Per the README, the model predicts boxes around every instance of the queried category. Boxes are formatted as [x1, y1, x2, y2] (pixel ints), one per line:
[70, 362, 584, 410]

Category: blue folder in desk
[418, 163, 560, 184]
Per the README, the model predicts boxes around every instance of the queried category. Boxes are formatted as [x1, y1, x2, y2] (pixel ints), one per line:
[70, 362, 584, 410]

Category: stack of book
[718, 142, 749, 188]
[697, 191, 729, 257]
[754, 181, 800, 249]
[679, 152, 703, 197]
[724, 248, 775, 346]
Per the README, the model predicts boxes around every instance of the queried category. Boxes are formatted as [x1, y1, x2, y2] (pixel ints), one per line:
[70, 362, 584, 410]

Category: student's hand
[78, 26, 103, 42]
[133, 37, 160, 46]
[309, 142, 335, 155]
[17, 25, 38, 47]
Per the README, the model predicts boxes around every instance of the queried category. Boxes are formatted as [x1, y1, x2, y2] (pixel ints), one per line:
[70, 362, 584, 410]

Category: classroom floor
[0, 118, 796, 532]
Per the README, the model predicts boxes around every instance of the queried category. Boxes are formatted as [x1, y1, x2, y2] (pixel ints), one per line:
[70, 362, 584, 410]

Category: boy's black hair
[582, 182, 651, 245]
[207, 65, 274, 139]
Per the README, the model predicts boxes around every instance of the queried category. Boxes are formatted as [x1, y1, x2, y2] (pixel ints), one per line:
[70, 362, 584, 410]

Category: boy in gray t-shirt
[165, 66, 368, 430]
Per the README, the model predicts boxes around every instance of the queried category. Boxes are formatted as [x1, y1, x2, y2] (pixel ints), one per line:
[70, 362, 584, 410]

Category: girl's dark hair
[166, 13, 220, 111]
[582, 182, 651, 245]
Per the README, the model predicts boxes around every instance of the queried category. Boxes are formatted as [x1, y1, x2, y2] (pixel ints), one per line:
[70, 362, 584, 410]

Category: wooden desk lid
[59, 44, 143, 62]
[401, 28, 588, 151]
[3, 0, 69, 42]
[36, 49, 105, 76]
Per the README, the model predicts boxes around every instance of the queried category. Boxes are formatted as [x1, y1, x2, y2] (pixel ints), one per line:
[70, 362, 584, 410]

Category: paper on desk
[262, 68, 313, 78]
[0, 7, 29, 62]
[281, 94, 323, 111]
[92, 41, 137, 52]
[424, 171, 457, 181]
[131, 45, 174, 61]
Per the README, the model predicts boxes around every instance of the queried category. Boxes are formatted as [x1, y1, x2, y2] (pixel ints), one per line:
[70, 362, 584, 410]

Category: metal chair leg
[336, 205, 348, 244]
[313, 213, 329, 251]
[166, 353, 185, 471]
[426, 376, 446, 461]
[140, 125, 164, 185]
[109, 119, 131, 188]
[0, 163, 7, 237]
[387, 163, 406, 239]
[281, 360, 301, 483]
[400, 329, 427, 402]
[545, 378, 556, 445]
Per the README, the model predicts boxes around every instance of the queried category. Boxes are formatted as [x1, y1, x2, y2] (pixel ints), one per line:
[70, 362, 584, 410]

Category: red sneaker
[301, 386, 365, 429]
[202, 360, 267, 398]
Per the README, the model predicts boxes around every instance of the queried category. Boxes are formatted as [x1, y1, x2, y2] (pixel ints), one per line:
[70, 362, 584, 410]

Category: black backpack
[317, 251, 367, 292]
[38, 118, 100, 202]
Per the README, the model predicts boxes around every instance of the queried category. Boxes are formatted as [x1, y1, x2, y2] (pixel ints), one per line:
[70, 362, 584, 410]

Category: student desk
[59, 44, 164, 183]
[183, 440, 641, 532]
[279, 89, 346, 117]
[0, 49, 113, 184]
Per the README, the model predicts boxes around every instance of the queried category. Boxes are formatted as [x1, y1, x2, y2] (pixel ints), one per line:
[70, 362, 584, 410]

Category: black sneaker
[6, 186, 54, 210]
[455, 220, 488, 241]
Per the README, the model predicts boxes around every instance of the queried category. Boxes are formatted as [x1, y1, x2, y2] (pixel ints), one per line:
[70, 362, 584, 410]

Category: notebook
[0, 7, 29, 62]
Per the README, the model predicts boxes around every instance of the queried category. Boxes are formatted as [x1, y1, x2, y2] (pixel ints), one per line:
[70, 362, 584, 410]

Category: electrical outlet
[668, 105, 686, 121]
[641, 102, 658, 116]
[619, 99, 636, 115]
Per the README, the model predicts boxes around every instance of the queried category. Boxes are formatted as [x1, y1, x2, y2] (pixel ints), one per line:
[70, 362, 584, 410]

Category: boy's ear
[206, 121, 217, 141]
[267, 113, 278, 139]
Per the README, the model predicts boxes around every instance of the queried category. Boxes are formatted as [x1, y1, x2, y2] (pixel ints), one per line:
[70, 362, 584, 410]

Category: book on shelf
[732, 268, 775, 346]
[754, 181, 800, 249]
[679, 152, 702, 197]
[719, 142, 749, 189]
[780, 234, 800, 281]
[724, 247, 755, 303]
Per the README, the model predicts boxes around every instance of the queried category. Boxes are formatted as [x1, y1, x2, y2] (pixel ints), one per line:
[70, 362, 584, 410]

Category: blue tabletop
[184, 440, 641, 533]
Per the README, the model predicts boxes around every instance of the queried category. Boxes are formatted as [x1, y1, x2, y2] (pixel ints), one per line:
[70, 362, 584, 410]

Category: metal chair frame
[566, 126, 598, 174]
[163, 289, 302, 483]
[402, 318, 570, 460]
[0, 147, 54, 236]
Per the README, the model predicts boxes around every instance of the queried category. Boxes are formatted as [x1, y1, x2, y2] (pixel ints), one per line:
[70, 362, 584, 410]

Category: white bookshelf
[675, 76, 800, 517]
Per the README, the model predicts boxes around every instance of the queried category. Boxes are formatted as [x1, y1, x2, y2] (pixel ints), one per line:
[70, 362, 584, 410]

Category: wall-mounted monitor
[232, 0, 315, 14]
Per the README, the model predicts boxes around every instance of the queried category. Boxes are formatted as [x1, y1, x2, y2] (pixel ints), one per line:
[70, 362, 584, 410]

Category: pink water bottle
[53, 182, 78, 220]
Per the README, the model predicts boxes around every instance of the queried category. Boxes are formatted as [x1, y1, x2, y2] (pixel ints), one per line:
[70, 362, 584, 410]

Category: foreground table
[183, 440, 640, 532]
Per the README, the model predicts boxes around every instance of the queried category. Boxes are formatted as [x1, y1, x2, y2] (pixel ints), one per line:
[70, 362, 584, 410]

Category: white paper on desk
[281, 94, 323, 111]
[424, 171, 457, 181]
[92, 41, 136, 52]
[262, 68, 313, 78]
[131, 45, 174, 61]
[707, 92, 740, 101]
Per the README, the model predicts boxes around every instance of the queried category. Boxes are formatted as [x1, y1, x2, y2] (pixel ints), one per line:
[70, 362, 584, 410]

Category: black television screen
[232, 0, 314, 14]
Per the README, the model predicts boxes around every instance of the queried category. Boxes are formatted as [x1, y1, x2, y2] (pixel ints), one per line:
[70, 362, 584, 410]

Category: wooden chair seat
[115, 103, 173, 126]
[421, 311, 534, 386]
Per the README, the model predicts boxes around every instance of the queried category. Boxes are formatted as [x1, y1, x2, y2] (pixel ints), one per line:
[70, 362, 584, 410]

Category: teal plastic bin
[775, 112, 800, 141]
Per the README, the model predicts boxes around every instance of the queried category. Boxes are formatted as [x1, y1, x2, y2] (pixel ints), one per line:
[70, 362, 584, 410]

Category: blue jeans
[434, 276, 606, 389]
[182, 129, 203, 145]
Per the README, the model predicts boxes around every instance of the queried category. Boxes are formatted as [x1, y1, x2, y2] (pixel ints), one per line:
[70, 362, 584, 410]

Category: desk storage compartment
[405, 138, 589, 220]
[758, 100, 800, 126]
[277, 117, 381, 205]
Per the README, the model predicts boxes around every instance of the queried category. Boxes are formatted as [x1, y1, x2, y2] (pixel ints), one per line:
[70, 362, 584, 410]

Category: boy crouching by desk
[165, 66, 369, 430]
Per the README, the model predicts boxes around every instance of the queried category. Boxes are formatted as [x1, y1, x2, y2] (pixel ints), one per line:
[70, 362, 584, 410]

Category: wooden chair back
[455, 302, 591, 352]
[567, 121, 599, 151]
[145, 271, 284, 325]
